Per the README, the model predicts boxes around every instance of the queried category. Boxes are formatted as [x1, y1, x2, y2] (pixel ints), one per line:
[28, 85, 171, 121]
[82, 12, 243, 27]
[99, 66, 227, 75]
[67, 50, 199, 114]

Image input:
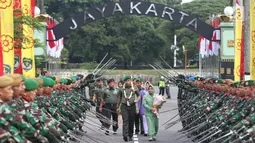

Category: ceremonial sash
[21, 0, 36, 77]
[0, 0, 14, 74]
[250, 0, 255, 79]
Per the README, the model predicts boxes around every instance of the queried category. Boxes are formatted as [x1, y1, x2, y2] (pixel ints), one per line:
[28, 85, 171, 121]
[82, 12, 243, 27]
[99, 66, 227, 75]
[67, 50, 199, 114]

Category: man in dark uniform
[100, 78, 119, 135]
[117, 75, 140, 142]
[166, 80, 171, 99]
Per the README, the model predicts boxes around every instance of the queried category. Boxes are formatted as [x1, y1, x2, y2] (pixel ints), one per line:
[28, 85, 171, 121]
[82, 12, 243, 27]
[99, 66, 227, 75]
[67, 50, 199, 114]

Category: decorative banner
[250, 0, 255, 79]
[14, 0, 23, 74]
[0, 13, 3, 76]
[51, 1, 215, 41]
[234, 0, 243, 81]
[0, 0, 14, 74]
[21, 0, 35, 77]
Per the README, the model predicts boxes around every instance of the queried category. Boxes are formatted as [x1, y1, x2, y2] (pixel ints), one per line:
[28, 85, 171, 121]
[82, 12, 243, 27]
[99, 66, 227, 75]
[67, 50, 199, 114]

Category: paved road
[82, 86, 192, 143]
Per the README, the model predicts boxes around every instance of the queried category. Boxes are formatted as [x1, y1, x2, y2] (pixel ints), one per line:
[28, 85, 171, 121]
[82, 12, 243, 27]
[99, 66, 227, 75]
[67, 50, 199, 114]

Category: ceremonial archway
[50, 1, 218, 41]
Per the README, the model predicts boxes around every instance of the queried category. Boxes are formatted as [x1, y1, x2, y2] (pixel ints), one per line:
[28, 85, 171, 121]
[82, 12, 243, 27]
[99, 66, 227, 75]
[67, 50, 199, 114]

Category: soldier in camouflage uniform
[0, 128, 20, 143]
[117, 75, 140, 142]
[93, 79, 105, 128]
[100, 78, 119, 135]
[22, 78, 63, 143]
[0, 75, 49, 143]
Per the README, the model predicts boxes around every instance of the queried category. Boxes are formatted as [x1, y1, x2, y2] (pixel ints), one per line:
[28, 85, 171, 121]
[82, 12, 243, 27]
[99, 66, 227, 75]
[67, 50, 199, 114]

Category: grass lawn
[102, 69, 199, 75]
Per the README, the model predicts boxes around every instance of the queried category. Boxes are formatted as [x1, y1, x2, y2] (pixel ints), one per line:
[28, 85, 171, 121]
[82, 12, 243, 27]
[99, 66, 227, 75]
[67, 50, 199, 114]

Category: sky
[182, 0, 194, 4]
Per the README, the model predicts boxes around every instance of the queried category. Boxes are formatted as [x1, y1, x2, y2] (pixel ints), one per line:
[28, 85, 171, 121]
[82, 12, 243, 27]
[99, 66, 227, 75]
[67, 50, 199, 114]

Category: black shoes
[144, 134, 148, 136]
[129, 137, 133, 141]
[123, 136, 128, 142]
[105, 130, 109, 135]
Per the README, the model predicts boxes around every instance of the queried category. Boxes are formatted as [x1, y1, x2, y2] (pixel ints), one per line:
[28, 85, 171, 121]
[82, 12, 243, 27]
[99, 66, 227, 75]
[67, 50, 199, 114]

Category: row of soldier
[0, 73, 93, 143]
[89, 76, 160, 142]
[170, 75, 255, 142]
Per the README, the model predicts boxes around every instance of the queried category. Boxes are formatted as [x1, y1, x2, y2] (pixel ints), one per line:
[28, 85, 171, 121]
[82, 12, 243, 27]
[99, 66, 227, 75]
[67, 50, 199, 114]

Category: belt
[105, 103, 117, 106]
[121, 103, 135, 107]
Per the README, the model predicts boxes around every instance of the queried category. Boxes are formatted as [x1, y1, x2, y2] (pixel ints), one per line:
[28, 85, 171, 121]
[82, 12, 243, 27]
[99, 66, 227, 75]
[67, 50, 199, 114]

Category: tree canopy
[44, 0, 230, 66]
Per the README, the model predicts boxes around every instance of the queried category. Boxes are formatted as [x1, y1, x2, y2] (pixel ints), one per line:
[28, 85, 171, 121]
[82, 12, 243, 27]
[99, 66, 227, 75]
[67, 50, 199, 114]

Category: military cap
[70, 76, 77, 83]
[20, 75, 26, 80]
[40, 77, 55, 87]
[231, 81, 240, 87]
[215, 79, 223, 84]
[107, 78, 115, 84]
[0, 75, 14, 88]
[244, 80, 255, 86]
[6, 74, 23, 86]
[189, 76, 195, 81]
[124, 75, 132, 81]
[60, 78, 67, 84]
[48, 78, 56, 87]
[24, 78, 39, 91]
[48, 76, 56, 81]
[177, 74, 185, 79]
[66, 78, 73, 85]
[77, 74, 84, 79]
[136, 77, 143, 82]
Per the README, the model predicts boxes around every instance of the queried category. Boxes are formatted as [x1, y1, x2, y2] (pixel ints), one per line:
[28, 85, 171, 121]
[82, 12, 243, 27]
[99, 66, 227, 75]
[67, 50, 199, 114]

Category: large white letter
[130, 2, 141, 14]
[161, 7, 174, 21]
[70, 18, 77, 30]
[84, 11, 95, 23]
[186, 18, 198, 31]
[145, 4, 158, 16]
[112, 3, 124, 15]
[179, 11, 189, 23]
[95, 5, 106, 18]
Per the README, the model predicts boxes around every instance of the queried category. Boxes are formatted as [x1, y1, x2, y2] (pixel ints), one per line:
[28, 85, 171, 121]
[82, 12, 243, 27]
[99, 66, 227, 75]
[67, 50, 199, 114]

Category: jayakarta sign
[51, 1, 216, 41]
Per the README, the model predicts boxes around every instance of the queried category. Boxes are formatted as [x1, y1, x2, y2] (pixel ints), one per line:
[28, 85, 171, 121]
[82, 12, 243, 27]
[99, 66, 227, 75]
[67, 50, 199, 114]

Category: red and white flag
[46, 17, 64, 58]
[198, 17, 221, 58]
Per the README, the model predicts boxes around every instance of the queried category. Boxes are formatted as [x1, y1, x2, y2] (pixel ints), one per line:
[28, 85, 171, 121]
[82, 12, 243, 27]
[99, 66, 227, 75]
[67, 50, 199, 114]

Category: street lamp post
[223, 1, 250, 80]
[183, 45, 187, 75]
[171, 35, 179, 68]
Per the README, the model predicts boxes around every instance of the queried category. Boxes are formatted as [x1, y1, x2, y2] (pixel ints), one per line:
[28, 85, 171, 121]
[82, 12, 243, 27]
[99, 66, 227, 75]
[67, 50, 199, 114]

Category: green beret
[216, 79, 223, 84]
[136, 78, 143, 82]
[60, 78, 67, 84]
[66, 78, 73, 85]
[77, 74, 84, 79]
[24, 78, 39, 91]
[48, 78, 56, 87]
[40, 77, 55, 87]
[20, 75, 25, 80]
[48, 76, 56, 81]
[244, 80, 255, 87]
[231, 81, 240, 87]
[39, 77, 48, 87]
[70, 76, 77, 83]
[124, 75, 131, 81]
